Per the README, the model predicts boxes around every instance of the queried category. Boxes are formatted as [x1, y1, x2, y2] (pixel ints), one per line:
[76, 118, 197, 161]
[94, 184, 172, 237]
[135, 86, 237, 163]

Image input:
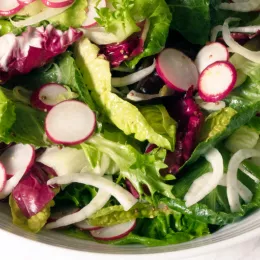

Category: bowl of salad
[0, 0, 260, 257]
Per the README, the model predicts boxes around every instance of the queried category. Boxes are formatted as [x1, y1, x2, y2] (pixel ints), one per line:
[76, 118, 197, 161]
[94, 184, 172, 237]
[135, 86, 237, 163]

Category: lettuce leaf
[166, 0, 210, 45]
[86, 134, 174, 198]
[49, 0, 87, 28]
[74, 38, 176, 150]
[126, 0, 172, 68]
[9, 194, 54, 233]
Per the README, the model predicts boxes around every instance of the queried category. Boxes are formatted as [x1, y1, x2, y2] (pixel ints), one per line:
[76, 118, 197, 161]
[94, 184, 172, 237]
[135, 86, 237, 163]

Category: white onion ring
[219, 0, 260, 12]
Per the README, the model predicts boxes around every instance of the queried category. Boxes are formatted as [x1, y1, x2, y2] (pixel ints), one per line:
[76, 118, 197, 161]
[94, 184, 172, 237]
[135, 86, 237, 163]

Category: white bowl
[1, 202, 260, 259]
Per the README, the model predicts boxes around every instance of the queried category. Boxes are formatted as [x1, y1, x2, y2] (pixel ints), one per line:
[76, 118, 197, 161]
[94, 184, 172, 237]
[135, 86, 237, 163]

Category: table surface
[1, 233, 260, 260]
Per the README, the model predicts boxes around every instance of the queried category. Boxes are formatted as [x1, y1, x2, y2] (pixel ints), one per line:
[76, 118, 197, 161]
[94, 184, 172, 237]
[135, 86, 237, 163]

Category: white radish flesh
[45, 100, 96, 145]
[0, 144, 35, 199]
[37, 147, 88, 176]
[47, 173, 138, 211]
[82, 0, 106, 28]
[112, 60, 155, 87]
[0, 163, 7, 192]
[75, 220, 101, 231]
[219, 0, 260, 12]
[90, 220, 136, 241]
[0, 0, 24, 16]
[185, 148, 224, 207]
[41, 0, 74, 8]
[195, 43, 229, 73]
[198, 61, 237, 102]
[156, 48, 199, 92]
[31, 84, 68, 111]
[227, 149, 260, 212]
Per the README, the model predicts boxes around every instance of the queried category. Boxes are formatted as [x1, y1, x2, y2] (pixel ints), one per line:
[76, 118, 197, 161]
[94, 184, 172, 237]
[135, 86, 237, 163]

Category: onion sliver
[211, 25, 260, 42]
[227, 149, 260, 212]
[222, 18, 260, 64]
[219, 0, 260, 12]
[185, 148, 223, 207]
[48, 173, 137, 211]
[11, 5, 73, 28]
[112, 60, 155, 87]
[46, 188, 111, 229]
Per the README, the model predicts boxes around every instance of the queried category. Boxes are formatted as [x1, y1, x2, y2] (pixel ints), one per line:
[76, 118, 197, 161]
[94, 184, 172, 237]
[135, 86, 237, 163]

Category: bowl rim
[1, 222, 260, 259]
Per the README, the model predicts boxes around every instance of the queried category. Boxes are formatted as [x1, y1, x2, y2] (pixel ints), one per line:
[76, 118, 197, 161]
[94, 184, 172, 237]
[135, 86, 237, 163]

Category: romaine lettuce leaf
[126, 0, 172, 68]
[9, 194, 54, 233]
[86, 134, 174, 198]
[74, 38, 176, 150]
[166, 0, 210, 45]
[49, 0, 87, 28]
[96, 0, 140, 44]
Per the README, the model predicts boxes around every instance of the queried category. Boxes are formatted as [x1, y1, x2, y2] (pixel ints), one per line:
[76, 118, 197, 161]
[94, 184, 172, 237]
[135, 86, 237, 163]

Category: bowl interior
[1, 202, 260, 257]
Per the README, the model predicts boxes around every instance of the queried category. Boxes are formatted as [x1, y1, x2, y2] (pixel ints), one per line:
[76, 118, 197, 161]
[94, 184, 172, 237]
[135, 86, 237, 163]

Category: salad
[0, 0, 260, 247]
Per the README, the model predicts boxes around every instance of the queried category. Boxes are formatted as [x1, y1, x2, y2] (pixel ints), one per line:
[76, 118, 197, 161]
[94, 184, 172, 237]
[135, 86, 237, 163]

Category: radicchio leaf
[0, 25, 82, 83]
[12, 162, 57, 218]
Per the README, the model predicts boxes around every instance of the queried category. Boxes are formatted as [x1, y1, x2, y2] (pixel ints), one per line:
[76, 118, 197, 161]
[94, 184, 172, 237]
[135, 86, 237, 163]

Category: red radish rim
[0, 163, 7, 192]
[90, 220, 136, 241]
[0, 1, 25, 16]
[41, 0, 74, 8]
[30, 83, 67, 112]
[198, 61, 237, 102]
[45, 100, 97, 145]
[0, 144, 35, 177]
[18, 0, 35, 4]
[156, 49, 198, 92]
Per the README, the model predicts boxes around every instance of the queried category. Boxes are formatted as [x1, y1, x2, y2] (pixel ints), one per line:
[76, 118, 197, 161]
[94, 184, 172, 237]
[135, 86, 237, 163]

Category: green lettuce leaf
[85, 134, 174, 198]
[96, 0, 140, 43]
[0, 88, 46, 147]
[74, 38, 176, 150]
[49, 0, 87, 28]
[9, 195, 54, 233]
[126, 0, 172, 68]
[166, 0, 210, 45]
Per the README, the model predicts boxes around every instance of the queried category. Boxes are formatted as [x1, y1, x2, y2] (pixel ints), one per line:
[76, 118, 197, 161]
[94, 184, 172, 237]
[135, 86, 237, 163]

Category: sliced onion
[239, 165, 260, 183]
[219, 0, 260, 12]
[112, 60, 155, 87]
[222, 18, 260, 64]
[211, 25, 260, 42]
[227, 149, 260, 212]
[126, 90, 161, 102]
[47, 173, 137, 211]
[11, 5, 73, 28]
[185, 148, 224, 207]
[46, 187, 111, 229]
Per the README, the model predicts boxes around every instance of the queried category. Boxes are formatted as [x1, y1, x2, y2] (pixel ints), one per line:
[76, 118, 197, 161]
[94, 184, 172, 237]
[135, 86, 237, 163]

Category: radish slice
[195, 43, 229, 73]
[222, 18, 260, 64]
[47, 173, 138, 211]
[185, 148, 223, 207]
[156, 48, 199, 92]
[46, 185, 111, 229]
[227, 149, 260, 212]
[75, 220, 101, 231]
[112, 60, 155, 87]
[90, 220, 136, 241]
[45, 100, 96, 145]
[18, 0, 35, 4]
[82, 0, 106, 28]
[11, 5, 72, 27]
[0, 163, 7, 192]
[219, 0, 260, 12]
[0, 0, 24, 16]
[198, 61, 237, 102]
[0, 144, 35, 199]
[31, 84, 68, 112]
[41, 0, 74, 8]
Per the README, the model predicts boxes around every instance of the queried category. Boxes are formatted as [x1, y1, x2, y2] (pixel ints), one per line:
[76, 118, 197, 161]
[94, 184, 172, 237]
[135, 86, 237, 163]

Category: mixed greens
[0, 0, 260, 247]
